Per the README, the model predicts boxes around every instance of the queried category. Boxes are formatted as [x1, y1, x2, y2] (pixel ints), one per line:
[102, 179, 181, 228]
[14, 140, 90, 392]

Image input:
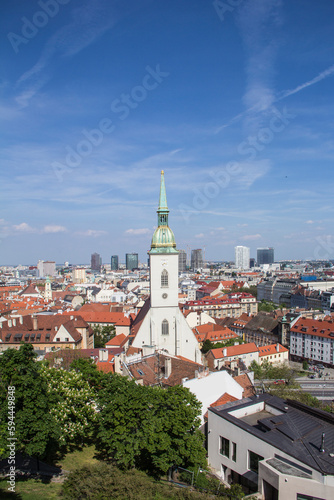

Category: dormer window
[161, 269, 169, 288]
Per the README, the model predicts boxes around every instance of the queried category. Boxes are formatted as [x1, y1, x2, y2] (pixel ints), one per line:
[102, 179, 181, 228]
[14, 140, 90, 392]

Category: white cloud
[279, 64, 334, 101]
[125, 228, 151, 235]
[42, 225, 67, 233]
[15, 0, 120, 106]
[195, 233, 204, 238]
[235, 160, 271, 188]
[237, 0, 282, 132]
[76, 230, 107, 237]
[306, 220, 314, 224]
[242, 234, 261, 241]
[12, 222, 36, 233]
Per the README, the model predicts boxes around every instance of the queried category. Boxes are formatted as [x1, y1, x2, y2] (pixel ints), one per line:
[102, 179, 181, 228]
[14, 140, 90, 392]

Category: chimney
[114, 354, 122, 374]
[320, 432, 325, 453]
[99, 349, 108, 362]
[32, 315, 38, 331]
[223, 348, 227, 357]
[276, 343, 280, 352]
[165, 357, 172, 378]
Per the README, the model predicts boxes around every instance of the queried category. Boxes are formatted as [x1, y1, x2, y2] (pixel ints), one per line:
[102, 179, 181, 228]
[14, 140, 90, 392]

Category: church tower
[149, 170, 179, 308]
[44, 276, 52, 302]
[131, 171, 201, 363]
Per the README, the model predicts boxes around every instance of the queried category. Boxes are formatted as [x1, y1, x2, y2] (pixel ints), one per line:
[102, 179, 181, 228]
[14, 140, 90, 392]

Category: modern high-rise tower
[235, 246, 250, 270]
[131, 171, 201, 363]
[257, 247, 274, 265]
[111, 255, 119, 271]
[178, 249, 187, 273]
[126, 253, 138, 270]
[91, 252, 102, 271]
[191, 249, 203, 270]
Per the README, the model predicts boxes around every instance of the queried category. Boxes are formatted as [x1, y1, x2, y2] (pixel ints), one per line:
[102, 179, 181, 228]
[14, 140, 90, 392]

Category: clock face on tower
[161, 259, 168, 267]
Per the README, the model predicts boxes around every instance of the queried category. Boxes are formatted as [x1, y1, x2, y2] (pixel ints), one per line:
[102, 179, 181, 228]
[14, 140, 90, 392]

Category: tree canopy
[93, 325, 115, 348]
[95, 375, 206, 476]
[0, 344, 59, 460]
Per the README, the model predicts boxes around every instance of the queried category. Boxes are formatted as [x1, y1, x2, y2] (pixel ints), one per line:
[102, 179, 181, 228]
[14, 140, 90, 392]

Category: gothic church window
[161, 269, 169, 288]
[162, 319, 169, 335]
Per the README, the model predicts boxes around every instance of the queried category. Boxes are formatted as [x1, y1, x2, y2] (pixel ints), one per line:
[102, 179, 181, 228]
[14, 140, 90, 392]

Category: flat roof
[209, 394, 334, 476]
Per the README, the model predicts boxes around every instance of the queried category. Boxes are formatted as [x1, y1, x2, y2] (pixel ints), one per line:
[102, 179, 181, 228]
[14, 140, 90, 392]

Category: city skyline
[1, 0, 334, 264]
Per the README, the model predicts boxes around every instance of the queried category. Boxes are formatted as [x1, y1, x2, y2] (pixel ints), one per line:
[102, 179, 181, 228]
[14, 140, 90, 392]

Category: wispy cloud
[236, 0, 282, 133]
[12, 222, 37, 233]
[125, 228, 151, 235]
[42, 225, 67, 233]
[76, 229, 107, 237]
[242, 233, 261, 241]
[15, 0, 120, 107]
[278, 64, 334, 101]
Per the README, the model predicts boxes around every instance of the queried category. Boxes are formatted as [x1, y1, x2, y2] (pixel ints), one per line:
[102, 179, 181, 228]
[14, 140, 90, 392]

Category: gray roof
[245, 312, 279, 333]
[209, 393, 334, 476]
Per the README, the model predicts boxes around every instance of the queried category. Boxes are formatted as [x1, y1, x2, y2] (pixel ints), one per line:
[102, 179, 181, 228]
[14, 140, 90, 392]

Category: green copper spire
[150, 171, 178, 254]
[158, 170, 168, 211]
[157, 170, 169, 227]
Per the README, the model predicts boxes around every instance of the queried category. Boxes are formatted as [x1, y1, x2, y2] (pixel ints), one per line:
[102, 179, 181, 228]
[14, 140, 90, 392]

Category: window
[248, 451, 264, 474]
[161, 269, 169, 288]
[220, 436, 229, 457]
[232, 442, 237, 462]
[161, 319, 169, 335]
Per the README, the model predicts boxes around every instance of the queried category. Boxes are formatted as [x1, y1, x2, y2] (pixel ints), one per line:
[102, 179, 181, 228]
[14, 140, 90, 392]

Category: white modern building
[235, 246, 250, 270]
[37, 260, 56, 277]
[208, 394, 334, 499]
[131, 172, 202, 363]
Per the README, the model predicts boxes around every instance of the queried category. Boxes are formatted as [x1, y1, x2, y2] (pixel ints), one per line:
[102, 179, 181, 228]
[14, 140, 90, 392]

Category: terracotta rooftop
[291, 317, 334, 339]
[210, 342, 258, 359]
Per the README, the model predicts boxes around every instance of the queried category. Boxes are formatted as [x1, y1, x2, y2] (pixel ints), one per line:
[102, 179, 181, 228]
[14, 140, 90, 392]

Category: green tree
[258, 300, 277, 312]
[93, 325, 115, 348]
[40, 365, 98, 448]
[249, 360, 265, 380]
[62, 462, 215, 500]
[95, 376, 206, 477]
[201, 339, 214, 354]
[70, 357, 106, 389]
[0, 344, 60, 460]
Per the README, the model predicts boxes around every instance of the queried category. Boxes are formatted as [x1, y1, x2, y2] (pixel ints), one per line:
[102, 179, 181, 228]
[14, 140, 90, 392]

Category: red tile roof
[291, 317, 334, 340]
[234, 373, 256, 398]
[210, 342, 258, 359]
[258, 343, 288, 357]
[105, 333, 128, 348]
[210, 392, 238, 408]
[63, 310, 130, 326]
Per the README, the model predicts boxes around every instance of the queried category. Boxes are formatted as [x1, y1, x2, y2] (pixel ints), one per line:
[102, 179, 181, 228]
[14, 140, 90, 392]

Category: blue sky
[1, 0, 334, 265]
